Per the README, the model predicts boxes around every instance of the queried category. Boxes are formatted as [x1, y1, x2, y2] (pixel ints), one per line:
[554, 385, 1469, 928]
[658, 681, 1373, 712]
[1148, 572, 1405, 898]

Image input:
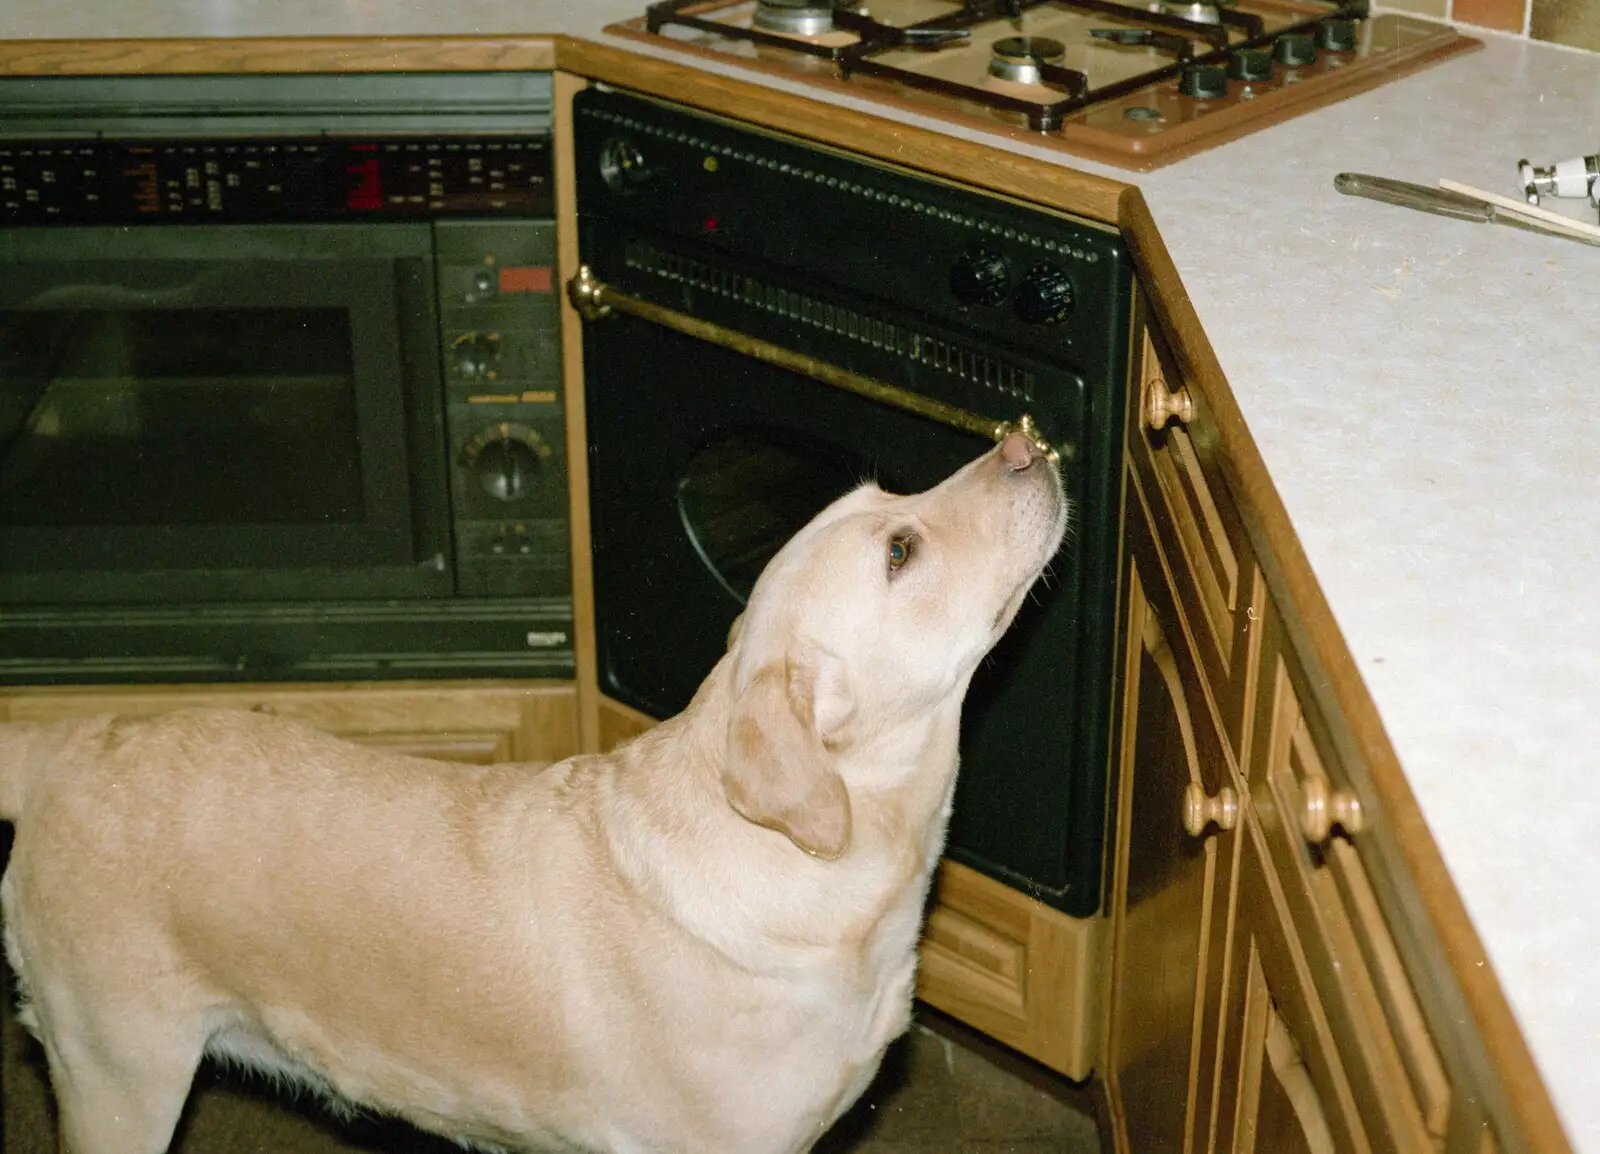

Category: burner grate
[641, 0, 1362, 130]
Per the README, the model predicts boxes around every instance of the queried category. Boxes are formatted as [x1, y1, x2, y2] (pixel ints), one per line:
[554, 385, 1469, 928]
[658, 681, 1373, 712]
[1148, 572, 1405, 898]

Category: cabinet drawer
[1130, 317, 1262, 762]
[1250, 610, 1452, 1152]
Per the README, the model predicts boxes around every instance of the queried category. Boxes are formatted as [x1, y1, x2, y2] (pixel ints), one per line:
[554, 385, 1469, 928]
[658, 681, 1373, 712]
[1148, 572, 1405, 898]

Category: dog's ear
[726, 612, 744, 650]
[722, 652, 853, 860]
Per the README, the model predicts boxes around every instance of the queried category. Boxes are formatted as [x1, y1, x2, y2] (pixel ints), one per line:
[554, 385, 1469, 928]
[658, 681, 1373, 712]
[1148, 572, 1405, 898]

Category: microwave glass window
[0, 308, 364, 527]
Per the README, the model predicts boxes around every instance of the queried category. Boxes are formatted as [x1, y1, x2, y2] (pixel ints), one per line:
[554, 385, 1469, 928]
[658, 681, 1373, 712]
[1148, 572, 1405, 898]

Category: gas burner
[1158, 0, 1225, 25]
[989, 36, 1068, 84]
[753, 0, 838, 36]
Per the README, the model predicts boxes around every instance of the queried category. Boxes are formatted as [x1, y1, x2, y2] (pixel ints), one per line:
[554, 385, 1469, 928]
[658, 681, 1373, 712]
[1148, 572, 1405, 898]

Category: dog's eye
[888, 534, 916, 572]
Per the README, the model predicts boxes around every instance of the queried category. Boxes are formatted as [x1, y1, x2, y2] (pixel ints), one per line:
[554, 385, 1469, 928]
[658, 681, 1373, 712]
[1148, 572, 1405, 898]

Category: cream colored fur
[0, 433, 1065, 1154]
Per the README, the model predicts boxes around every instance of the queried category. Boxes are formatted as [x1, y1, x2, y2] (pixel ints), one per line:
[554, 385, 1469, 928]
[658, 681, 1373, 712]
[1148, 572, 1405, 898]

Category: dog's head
[720, 431, 1067, 859]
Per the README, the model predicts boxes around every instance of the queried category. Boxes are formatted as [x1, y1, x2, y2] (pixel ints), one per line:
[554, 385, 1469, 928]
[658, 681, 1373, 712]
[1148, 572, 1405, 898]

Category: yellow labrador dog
[0, 429, 1064, 1154]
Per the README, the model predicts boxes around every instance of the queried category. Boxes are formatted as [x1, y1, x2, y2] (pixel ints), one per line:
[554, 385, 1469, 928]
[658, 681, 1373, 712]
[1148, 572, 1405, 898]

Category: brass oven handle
[567, 265, 1056, 460]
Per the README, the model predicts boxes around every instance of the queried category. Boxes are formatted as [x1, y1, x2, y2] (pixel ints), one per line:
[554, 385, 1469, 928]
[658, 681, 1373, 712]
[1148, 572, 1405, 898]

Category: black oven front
[573, 88, 1132, 916]
[0, 75, 572, 684]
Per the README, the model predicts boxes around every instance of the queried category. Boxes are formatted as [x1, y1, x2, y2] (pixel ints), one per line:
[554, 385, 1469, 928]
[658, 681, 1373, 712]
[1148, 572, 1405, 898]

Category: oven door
[0, 224, 451, 604]
[583, 312, 1115, 915]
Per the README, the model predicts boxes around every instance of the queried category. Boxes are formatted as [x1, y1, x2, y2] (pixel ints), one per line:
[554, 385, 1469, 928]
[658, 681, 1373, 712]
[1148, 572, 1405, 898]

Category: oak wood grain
[0, 36, 554, 76]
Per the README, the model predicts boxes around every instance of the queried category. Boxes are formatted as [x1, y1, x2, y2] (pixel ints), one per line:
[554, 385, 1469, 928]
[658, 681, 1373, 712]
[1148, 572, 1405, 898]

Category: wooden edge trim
[1115, 184, 1573, 1154]
[553, 70, 603, 756]
[0, 35, 554, 76]
[552, 36, 1127, 225]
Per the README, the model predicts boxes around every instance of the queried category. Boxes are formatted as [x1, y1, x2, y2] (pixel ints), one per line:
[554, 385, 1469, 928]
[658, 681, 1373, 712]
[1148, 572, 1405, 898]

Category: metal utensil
[1334, 172, 1600, 247]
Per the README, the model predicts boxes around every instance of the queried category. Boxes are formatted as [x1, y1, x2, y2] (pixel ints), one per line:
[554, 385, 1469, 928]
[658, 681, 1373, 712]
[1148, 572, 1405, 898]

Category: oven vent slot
[624, 241, 1036, 403]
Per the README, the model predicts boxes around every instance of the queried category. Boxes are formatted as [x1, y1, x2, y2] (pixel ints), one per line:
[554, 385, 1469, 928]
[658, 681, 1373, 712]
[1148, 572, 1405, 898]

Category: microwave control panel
[0, 136, 552, 226]
[435, 219, 570, 600]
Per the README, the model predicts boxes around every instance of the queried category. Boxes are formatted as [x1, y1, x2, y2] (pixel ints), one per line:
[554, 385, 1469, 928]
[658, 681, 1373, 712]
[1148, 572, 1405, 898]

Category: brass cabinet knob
[1145, 372, 1194, 431]
[1300, 777, 1364, 845]
[1182, 781, 1238, 838]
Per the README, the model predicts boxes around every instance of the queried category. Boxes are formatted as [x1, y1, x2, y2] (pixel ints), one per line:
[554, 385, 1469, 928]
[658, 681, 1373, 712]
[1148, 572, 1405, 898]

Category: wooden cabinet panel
[1105, 471, 1240, 1154]
[1130, 314, 1264, 761]
[1217, 817, 1367, 1154]
[1247, 606, 1449, 1153]
[917, 860, 1101, 1081]
[0, 681, 579, 766]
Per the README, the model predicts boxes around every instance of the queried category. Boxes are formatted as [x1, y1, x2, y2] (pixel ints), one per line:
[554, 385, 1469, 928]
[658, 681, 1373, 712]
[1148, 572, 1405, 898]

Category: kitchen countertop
[2, 3, 1598, 1148]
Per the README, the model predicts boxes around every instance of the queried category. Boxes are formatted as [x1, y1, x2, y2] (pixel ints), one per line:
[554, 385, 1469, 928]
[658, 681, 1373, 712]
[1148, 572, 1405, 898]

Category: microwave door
[0, 224, 453, 604]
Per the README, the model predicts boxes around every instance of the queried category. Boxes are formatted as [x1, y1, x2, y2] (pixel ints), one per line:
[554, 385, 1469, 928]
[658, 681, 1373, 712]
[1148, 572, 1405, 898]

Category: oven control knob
[950, 247, 1012, 307]
[1013, 264, 1075, 325]
[451, 332, 501, 379]
[460, 423, 552, 502]
[599, 136, 651, 193]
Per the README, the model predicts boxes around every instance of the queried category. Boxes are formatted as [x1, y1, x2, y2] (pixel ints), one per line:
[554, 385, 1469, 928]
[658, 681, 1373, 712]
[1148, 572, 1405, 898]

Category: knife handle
[1334, 172, 1490, 223]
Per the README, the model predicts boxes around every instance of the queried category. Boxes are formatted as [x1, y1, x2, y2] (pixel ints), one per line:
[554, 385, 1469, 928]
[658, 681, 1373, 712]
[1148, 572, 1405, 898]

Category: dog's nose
[999, 429, 1045, 472]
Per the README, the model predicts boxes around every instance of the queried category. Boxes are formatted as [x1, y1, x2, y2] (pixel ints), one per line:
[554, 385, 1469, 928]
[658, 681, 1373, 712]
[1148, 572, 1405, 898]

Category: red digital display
[345, 157, 382, 212]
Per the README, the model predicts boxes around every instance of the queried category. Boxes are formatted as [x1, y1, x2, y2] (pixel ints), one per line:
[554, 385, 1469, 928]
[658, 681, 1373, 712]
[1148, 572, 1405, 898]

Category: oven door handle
[567, 265, 1055, 459]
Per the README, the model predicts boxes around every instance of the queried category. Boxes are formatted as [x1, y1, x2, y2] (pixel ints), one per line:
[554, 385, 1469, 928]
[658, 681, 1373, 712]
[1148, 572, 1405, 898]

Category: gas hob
[608, 0, 1480, 170]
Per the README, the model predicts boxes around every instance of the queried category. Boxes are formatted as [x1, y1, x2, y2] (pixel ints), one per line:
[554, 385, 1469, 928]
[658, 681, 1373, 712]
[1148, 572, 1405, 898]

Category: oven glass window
[0, 307, 363, 527]
[676, 429, 873, 604]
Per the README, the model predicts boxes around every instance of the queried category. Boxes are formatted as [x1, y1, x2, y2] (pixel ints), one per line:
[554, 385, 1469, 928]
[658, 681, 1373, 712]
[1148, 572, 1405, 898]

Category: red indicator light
[703, 216, 719, 233]
[499, 266, 553, 294]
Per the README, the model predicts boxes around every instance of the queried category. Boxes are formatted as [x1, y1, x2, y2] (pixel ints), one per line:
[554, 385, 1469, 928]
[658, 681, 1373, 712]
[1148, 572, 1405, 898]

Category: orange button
[498, 265, 553, 294]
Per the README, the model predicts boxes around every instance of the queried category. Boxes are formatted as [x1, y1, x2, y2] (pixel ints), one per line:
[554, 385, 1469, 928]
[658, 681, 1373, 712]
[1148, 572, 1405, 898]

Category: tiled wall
[1379, 0, 1600, 47]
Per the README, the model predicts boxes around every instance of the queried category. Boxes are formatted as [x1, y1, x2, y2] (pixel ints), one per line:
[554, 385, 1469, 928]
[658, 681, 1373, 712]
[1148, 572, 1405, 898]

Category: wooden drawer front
[1131, 321, 1263, 760]
[917, 860, 1100, 1081]
[0, 682, 579, 766]
[1251, 628, 1451, 1152]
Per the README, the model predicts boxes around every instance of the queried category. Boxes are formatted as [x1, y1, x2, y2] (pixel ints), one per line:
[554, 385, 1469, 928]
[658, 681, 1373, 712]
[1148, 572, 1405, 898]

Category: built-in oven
[0, 75, 573, 685]
[571, 87, 1132, 915]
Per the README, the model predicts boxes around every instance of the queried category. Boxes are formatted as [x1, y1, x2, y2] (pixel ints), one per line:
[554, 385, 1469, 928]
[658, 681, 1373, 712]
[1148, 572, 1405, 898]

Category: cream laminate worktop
[2, 3, 1598, 1149]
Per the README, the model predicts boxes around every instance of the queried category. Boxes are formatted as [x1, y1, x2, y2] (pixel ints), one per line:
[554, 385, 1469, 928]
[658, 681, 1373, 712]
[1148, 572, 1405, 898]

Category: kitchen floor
[2, 970, 1103, 1154]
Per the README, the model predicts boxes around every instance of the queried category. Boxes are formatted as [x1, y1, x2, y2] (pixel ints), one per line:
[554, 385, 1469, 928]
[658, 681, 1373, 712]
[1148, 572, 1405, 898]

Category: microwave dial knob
[599, 136, 651, 193]
[451, 332, 500, 379]
[461, 423, 551, 502]
[1013, 263, 1075, 325]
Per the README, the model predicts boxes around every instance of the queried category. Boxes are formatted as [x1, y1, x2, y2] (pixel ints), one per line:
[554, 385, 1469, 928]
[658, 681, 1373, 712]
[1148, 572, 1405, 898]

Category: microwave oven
[0, 74, 572, 684]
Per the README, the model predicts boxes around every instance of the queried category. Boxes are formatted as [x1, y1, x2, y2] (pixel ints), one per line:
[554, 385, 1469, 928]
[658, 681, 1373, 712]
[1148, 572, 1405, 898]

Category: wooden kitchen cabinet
[1227, 601, 1454, 1154]
[1109, 302, 1480, 1154]
[1103, 468, 1242, 1154]
[0, 681, 579, 767]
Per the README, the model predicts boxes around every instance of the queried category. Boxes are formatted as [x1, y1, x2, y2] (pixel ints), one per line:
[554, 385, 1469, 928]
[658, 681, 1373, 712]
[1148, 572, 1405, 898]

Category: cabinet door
[1245, 606, 1451, 1153]
[1217, 817, 1368, 1154]
[1129, 312, 1263, 760]
[0, 681, 578, 766]
[1106, 474, 1240, 1154]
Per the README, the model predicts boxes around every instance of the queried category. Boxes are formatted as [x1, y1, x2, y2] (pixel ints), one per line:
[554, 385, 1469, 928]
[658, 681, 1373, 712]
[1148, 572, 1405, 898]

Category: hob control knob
[950, 247, 1012, 307]
[1013, 263, 1075, 325]
[1316, 18, 1358, 52]
[450, 332, 500, 379]
[1273, 33, 1317, 66]
[1179, 63, 1229, 99]
[460, 423, 551, 502]
[1228, 47, 1274, 82]
[599, 137, 651, 193]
